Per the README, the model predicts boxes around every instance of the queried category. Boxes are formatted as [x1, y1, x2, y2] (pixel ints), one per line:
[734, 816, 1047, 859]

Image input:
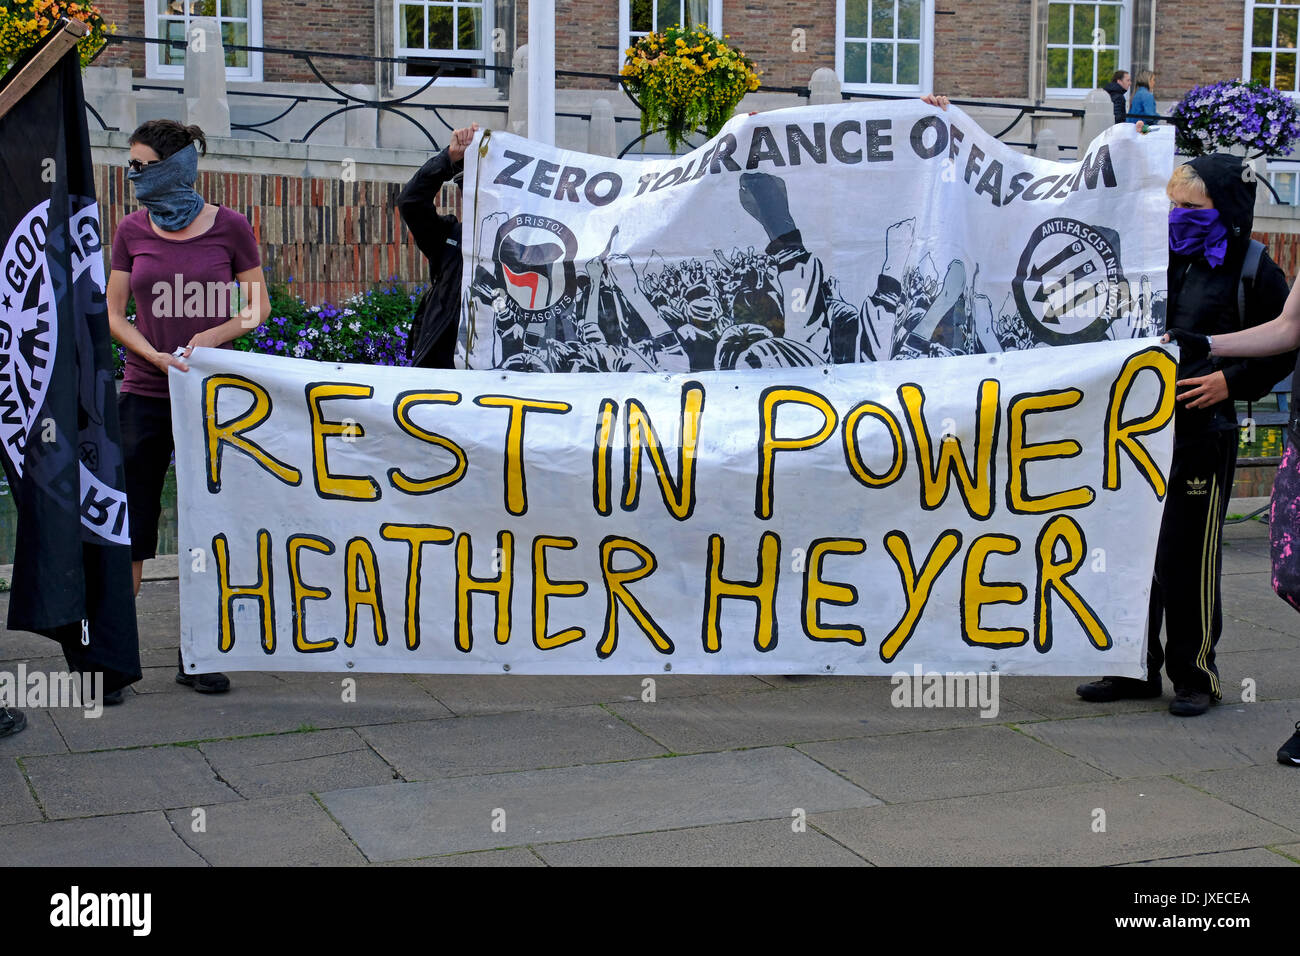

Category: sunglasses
[126, 158, 160, 173]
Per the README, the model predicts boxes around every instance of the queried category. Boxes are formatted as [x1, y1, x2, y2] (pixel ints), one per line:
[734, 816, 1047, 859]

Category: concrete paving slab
[798, 725, 1112, 803]
[381, 848, 545, 866]
[411, 673, 772, 715]
[1123, 848, 1298, 866]
[165, 794, 368, 865]
[1273, 843, 1300, 862]
[47, 676, 452, 751]
[533, 819, 871, 866]
[198, 729, 400, 797]
[1214, 648, 1300, 701]
[0, 811, 205, 866]
[23, 747, 242, 819]
[1180, 764, 1300, 834]
[606, 680, 1040, 754]
[810, 776, 1297, 866]
[319, 746, 879, 862]
[998, 676, 1172, 721]
[0, 706, 69, 756]
[0, 756, 42, 825]
[0, 630, 60, 662]
[1019, 700, 1300, 777]
[1221, 573, 1300, 637]
[358, 706, 666, 779]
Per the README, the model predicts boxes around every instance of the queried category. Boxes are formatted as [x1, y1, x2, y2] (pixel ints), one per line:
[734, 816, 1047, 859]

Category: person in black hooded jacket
[397, 124, 478, 368]
[1103, 71, 1130, 124]
[1078, 152, 1296, 716]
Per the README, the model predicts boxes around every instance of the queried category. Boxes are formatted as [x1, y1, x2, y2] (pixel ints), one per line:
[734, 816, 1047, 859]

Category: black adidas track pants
[1146, 430, 1238, 698]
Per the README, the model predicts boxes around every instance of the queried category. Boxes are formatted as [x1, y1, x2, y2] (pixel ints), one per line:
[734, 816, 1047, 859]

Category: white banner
[458, 102, 1174, 372]
[172, 338, 1175, 676]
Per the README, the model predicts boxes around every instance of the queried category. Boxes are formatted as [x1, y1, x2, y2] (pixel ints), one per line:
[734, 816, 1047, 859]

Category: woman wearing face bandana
[106, 120, 271, 700]
[1077, 154, 1296, 718]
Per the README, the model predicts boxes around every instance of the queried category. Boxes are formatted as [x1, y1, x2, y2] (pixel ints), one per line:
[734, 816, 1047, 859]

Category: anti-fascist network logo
[493, 213, 579, 325]
[0, 199, 59, 473]
[1013, 217, 1124, 347]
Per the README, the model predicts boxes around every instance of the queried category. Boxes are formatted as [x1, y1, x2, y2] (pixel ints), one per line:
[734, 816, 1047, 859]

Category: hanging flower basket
[1168, 79, 1300, 157]
[0, 1, 114, 74]
[620, 24, 760, 154]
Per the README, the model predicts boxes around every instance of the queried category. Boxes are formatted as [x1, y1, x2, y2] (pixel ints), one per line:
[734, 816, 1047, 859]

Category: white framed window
[1245, 1, 1300, 94]
[835, 0, 934, 93]
[395, 0, 493, 86]
[619, 1, 723, 58]
[1044, 1, 1128, 97]
[1263, 158, 1300, 204]
[145, 0, 263, 81]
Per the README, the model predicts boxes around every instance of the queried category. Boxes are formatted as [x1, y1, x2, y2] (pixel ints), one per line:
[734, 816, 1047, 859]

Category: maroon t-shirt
[110, 206, 261, 398]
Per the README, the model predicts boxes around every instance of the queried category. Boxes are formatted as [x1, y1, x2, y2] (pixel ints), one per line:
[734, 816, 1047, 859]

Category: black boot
[176, 649, 231, 694]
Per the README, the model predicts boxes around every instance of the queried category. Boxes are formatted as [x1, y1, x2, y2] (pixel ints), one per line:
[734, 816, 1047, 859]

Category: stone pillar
[1130, 0, 1157, 75]
[1035, 126, 1059, 161]
[84, 66, 136, 133]
[344, 84, 378, 149]
[1080, 88, 1113, 149]
[588, 97, 616, 157]
[808, 67, 841, 106]
[183, 17, 230, 136]
[1027, 0, 1049, 103]
[508, 44, 529, 136]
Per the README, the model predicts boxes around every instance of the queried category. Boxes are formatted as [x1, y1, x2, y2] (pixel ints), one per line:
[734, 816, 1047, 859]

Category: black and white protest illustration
[460, 102, 1172, 373]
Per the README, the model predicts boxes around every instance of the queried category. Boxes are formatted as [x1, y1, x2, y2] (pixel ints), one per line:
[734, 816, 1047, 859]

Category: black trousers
[1146, 430, 1237, 697]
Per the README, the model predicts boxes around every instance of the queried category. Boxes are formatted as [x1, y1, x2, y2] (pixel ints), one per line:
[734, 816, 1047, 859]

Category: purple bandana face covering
[1169, 207, 1229, 268]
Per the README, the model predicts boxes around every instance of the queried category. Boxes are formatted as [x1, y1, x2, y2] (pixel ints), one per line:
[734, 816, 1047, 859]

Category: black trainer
[175, 650, 231, 694]
[1278, 722, 1300, 766]
[1076, 675, 1162, 702]
[0, 707, 27, 738]
[1169, 688, 1214, 717]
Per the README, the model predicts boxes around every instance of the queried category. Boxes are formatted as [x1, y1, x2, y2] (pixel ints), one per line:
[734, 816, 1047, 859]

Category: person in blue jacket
[1127, 70, 1158, 124]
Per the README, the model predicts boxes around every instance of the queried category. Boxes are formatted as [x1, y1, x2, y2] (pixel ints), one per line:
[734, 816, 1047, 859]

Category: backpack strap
[1238, 239, 1265, 327]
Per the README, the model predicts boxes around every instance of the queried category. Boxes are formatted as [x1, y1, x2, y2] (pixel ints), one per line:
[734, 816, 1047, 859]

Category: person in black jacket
[1078, 154, 1296, 715]
[1103, 70, 1130, 125]
[397, 123, 478, 368]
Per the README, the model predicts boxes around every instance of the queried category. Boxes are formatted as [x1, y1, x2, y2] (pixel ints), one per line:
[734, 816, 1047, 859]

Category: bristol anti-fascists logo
[1013, 217, 1123, 347]
[0, 200, 57, 475]
[492, 214, 579, 324]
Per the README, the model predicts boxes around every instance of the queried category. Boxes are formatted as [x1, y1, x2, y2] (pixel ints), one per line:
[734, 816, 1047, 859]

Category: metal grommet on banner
[503, 663, 511, 672]
[663, 663, 672, 672]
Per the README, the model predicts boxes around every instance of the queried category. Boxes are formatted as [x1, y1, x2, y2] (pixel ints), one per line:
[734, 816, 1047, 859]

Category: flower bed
[113, 282, 421, 376]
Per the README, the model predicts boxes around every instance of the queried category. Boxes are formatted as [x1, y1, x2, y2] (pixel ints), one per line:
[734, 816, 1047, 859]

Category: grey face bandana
[127, 143, 205, 231]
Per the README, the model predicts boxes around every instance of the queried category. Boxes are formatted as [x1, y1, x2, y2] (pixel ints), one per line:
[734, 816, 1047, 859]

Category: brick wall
[935, 1, 1032, 98]
[92, 1, 1260, 103]
[94, 163, 460, 305]
[720, 0, 835, 91]
[1153, 0, 1247, 102]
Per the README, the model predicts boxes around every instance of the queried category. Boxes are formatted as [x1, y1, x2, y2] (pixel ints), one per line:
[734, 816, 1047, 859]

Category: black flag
[0, 28, 141, 692]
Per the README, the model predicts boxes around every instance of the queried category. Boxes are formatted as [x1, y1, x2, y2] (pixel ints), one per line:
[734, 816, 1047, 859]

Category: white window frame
[1243, 1, 1300, 95]
[619, 1, 724, 59]
[144, 0, 263, 82]
[394, 0, 494, 87]
[1043, 0, 1129, 98]
[835, 0, 934, 94]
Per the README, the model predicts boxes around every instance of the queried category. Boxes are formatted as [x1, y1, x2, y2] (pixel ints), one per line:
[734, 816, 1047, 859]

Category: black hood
[1103, 81, 1126, 96]
[1185, 153, 1257, 252]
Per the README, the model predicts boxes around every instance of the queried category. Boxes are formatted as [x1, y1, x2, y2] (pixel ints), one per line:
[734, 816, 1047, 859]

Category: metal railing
[91, 33, 513, 147]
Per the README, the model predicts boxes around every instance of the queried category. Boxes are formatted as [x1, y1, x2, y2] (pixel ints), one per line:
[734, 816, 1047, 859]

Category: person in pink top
[106, 119, 270, 700]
